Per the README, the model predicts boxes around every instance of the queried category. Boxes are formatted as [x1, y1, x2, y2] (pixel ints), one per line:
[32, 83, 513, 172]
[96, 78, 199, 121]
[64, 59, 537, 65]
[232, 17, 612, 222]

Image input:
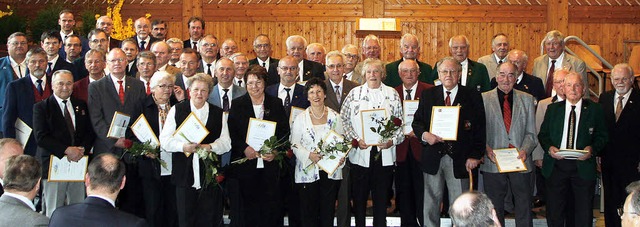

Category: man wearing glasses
[249, 34, 280, 86]
[0, 32, 29, 138]
[72, 29, 109, 81]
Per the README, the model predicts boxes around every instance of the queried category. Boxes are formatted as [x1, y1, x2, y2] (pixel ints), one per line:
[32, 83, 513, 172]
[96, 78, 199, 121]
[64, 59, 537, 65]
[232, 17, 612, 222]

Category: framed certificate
[14, 118, 31, 149]
[48, 155, 89, 182]
[107, 111, 131, 139]
[429, 106, 460, 141]
[493, 148, 527, 173]
[556, 149, 588, 160]
[360, 109, 386, 146]
[173, 113, 210, 157]
[403, 100, 419, 135]
[317, 130, 351, 175]
[289, 106, 305, 125]
[131, 115, 160, 147]
[245, 118, 277, 151]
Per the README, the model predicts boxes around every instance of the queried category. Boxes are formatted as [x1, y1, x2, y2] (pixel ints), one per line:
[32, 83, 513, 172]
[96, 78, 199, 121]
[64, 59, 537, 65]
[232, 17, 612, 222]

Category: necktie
[36, 79, 43, 95]
[445, 91, 452, 106]
[207, 63, 212, 76]
[546, 60, 556, 97]
[117, 80, 125, 104]
[503, 94, 511, 133]
[343, 74, 347, 81]
[139, 40, 146, 50]
[284, 88, 291, 115]
[146, 81, 151, 95]
[17, 65, 22, 78]
[498, 60, 503, 64]
[46, 62, 53, 76]
[567, 105, 576, 149]
[335, 85, 341, 104]
[192, 42, 198, 51]
[406, 89, 412, 100]
[238, 80, 243, 87]
[262, 62, 266, 68]
[222, 88, 230, 112]
[62, 100, 75, 145]
[615, 96, 624, 122]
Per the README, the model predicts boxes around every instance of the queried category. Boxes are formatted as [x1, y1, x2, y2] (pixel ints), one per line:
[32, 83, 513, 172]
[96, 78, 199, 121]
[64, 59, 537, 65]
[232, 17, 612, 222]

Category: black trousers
[281, 163, 301, 227]
[545, 160, 596, 227]
[351, 147, 394, 227]
[299, 171, 340, 227]
[483, 171, 533, 227]
[394, 148, 424, 227]
[237, 165, 281, 227]
[141, 175, 177, 227]
[175, 185, 224, 227]
[117, 162, 145, 218]
[336, 161, 352, 227]
[602, 160, 640, 227]
[226, 177, 244, 227]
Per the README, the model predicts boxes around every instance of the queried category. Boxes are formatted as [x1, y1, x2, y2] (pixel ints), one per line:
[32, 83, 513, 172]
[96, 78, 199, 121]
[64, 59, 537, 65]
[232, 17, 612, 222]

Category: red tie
[445, 91, 451, 106]
[545, 60, 556, 97]
[146, 81, 151, 95]
[118, 80, 125, 104]
[503, 94, 511, 133]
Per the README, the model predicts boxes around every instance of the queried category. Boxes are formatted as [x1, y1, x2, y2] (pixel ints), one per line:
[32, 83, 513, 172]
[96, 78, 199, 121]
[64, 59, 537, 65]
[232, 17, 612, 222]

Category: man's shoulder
[0, 56, 10, 66]
[533, 55, 547, 63]
[477, 54, 493, 64]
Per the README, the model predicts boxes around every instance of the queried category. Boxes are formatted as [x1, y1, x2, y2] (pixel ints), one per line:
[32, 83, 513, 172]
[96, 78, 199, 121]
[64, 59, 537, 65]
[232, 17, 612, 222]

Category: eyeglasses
[86, 60, 104, 65]
[400, 69, 419, 73]
[438, 70, 460, 76]
[201, 43, 217, 48]
[254, 44, 270, 49]
[618, 208, 638, 217]
[90, 39, 108, 44]
[613, 77, 633, 83]
[326, 64, 344, 69]
[158, 84, 174, 90]
[108, 58, 126, 63]
[344, 54, 358, 59]
[279, 66, 298, 71]
[9, 41, 28, 46]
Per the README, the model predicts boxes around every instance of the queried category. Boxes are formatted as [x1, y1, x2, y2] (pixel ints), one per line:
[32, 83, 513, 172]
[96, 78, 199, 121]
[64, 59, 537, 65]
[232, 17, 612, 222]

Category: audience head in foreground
[450, 191, 502, 227]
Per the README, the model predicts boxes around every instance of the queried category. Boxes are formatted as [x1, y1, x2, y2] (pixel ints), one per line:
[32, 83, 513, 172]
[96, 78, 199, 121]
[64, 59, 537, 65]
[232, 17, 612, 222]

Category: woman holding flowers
[227, 65, 290, 227]
[290, 77, 346, 227]
[158, 73, 230, 227]
[138, 71, 183, 227]
[340, 58, 405, 227]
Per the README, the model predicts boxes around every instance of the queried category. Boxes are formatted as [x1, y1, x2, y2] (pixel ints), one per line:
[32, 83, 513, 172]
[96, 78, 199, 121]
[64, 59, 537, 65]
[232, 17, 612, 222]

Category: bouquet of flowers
[232, 135, 292, 168]
[369, 115, 403, 160]
[179, 132, 223, 188]
[124, 140, 167, 169]
[302, 138, 357, 174]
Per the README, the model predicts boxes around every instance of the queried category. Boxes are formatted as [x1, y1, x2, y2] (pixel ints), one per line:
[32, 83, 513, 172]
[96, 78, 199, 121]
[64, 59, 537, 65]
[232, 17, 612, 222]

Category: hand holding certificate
[173, 113, 209, 157]
[493, 148, 527, 173]
[48, 155, 89, 182]
[429, 106, 460, 141]
[360, 109, 386, 145]
[403, 100, 419, 135]
[107, 111, 130, 139]
[131, 115, 160, 147]
[316, 130, 352, 175]
[244, 118, 277, 168]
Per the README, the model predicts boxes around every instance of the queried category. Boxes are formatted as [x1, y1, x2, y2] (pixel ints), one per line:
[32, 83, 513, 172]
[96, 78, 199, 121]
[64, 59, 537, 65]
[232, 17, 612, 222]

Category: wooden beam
[547, 0, 568, 33]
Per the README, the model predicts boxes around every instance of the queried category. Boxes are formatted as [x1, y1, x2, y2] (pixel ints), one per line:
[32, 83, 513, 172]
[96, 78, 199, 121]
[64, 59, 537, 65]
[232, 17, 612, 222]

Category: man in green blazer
[537, 72, 608, 227]
[431, 35, 491, 92]
[384, 34, 434, 87]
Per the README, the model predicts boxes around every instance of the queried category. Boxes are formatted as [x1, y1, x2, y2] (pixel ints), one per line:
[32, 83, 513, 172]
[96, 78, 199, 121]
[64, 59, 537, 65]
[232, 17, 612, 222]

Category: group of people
[0, 8, 638, 227]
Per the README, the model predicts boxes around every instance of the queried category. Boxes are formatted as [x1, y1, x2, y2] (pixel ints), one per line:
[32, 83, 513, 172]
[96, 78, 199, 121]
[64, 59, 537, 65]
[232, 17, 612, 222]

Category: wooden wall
[5, 0, 640, 74]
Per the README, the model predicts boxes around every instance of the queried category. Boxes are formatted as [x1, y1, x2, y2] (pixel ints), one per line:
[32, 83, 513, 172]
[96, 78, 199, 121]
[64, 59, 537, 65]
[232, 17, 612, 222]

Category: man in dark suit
[249, 34, 280, 86]
[33, 70, 95, 217]
[0, 138, 23, 196]
[412, 57, 486, 227]
[385, 34, 434, 87]
[57, 9, 89, 61]
[121, 38, 140, 77]
[538, 72, 608, 227]
[0, 32, 29, 137]
[197, 35, 220, 77]
[72, 50, 106, 103]
[208, 58, 246, 111]
[285, 35, 325, 82]
[432, 35, 491, 93]
[230, 53, 250, 88]
[266, 56, 310, 115]
[394, 59, 433, 226]
[96, 16, 121, 51]
[40, 31, 76, 77]
[2, 48, 53, 156]
[341, 44, 362, 85]
[72, 29, 109, 81]
[49, 153, 148, 227]
[133, 17, 158, 51]
[491, 49, 546, 102]
[0, 155, 49, 226]
[599, 63, 640, 227]
[175, 48, 200, 97]
[88, 48, 146, 217]
[182, 17, 205, 51]
[63, 35, 83, 64]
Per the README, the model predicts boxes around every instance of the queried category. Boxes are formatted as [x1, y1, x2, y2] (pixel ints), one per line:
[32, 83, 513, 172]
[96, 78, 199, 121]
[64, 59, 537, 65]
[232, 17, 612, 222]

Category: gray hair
[449, 191, 496, 227]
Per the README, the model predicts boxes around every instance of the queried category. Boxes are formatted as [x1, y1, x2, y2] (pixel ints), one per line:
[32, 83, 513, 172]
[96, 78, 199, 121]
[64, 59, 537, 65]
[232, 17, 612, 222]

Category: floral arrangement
[0, 5, 12, 18]
[301, 138, 357, 174]
[232, 135, 292, 168]
[369, 115, 402, 159]
[123, 140, 167, 169]
[179, 132, 224, 188]
[95, 0, 151, 40]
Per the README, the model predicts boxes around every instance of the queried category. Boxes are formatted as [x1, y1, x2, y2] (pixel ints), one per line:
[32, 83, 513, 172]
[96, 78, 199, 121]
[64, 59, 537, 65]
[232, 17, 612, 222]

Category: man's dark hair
[152, 19, 167, 28]
[87, 28, 106, 40]
[3, 155, 41, 192]
[187, 17, 205, 30]
[41, 30, 62, 43]
[88, 153, 126, 193]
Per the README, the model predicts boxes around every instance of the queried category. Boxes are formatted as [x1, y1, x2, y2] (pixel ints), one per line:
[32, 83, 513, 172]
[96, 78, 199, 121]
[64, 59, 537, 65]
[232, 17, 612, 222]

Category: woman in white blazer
[340, 58, 404, 227]
[291, 77, 345, 227]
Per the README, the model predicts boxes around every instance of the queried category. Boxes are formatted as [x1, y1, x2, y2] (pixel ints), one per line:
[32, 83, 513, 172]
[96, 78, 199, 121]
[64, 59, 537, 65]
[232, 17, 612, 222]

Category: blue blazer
[2, 75, 52, 155]
[265, 83, 310, 112]
[0, 57, 18, 133]
[49, 196, 147, 227]
[207, 84, 247, 109]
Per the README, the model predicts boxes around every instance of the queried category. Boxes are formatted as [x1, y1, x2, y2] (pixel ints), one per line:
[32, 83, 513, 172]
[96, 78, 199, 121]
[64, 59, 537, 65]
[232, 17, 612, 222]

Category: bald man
[0, 138, 23, 195]
[133, 17, 159, 51]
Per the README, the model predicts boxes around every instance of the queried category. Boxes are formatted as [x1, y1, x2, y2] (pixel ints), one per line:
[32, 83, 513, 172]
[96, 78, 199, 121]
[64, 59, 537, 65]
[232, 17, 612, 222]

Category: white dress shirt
[278, 83, 296, 106]
[30, 74, 47, 88]
[460, 58, 469, 86]
[53, 94, 76, 128]
[560, 99, 582, 149]
[9, 56, 27, 78]
[257, 57, 271, 72]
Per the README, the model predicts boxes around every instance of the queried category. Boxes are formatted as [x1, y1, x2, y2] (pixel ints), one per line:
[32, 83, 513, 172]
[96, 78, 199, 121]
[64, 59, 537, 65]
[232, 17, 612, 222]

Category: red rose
[351, 139, 359, 148]
[124, 139, 133, 149]
[392, 117, 403, 127]
[215, 174, 225, 183]
[286, 149, 294, 159]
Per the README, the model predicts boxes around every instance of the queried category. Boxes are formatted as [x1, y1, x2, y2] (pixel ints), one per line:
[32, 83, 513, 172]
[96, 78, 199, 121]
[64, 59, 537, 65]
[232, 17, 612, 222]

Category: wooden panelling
[202, 4, 363, 21]
[384, 5, 547, 23]
[569, 6, 640, 23]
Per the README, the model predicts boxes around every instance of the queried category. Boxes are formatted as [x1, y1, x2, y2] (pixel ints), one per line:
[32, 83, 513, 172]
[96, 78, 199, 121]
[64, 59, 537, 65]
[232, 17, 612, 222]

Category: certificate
[14, 118, 31, 149]
[173, 113, 210, 157]
[493, 148, 527, 173]
[360, 109, 386, 146]
[403, 100, 419, 135]
[317, 130, 351, 175]
[556, 149, 588, 160]
[246, 118, 277, 169]
[289, 106, 305, 125]
[48, 155, 89, 182]
[107, 111, 130, 139]
[131, 115, 159, 148]
[429, 106, 460, 141]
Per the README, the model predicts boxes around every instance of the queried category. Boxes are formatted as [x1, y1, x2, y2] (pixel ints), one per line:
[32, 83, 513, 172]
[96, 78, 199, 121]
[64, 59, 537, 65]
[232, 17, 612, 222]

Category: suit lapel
[104, 75, 122, 107]
[619, 90, 640, 122]
[434, 86, 445, 106]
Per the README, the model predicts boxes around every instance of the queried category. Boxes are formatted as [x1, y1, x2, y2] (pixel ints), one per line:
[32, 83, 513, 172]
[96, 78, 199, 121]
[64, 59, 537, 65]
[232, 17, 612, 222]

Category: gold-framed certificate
[48, 155, 89, 182]
[403, 100, 419, 135]
[173, 112, 210, 157]
[429, 106, 460, 141]
[246, 118, 277, 168]
[107, 111, 131, 139]
[289, 106, 305, 125]
[317, 130, 351, 176]
[131, 115, 160, 147]
[360, 109, 387, 146]
[556, 149, 588, 160]
[494, 148, 527, 173]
